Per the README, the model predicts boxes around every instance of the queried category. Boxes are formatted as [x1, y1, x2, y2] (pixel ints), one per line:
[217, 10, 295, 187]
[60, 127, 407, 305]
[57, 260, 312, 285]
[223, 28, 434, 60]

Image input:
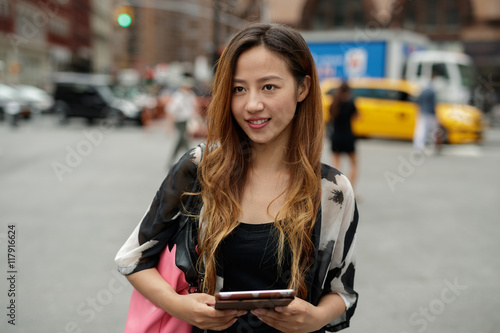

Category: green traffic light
[117, 13, 132, 27]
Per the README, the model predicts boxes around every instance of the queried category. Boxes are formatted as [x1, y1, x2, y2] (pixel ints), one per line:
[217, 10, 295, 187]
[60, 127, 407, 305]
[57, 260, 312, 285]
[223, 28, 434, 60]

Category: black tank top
[212, 222, 292, 333]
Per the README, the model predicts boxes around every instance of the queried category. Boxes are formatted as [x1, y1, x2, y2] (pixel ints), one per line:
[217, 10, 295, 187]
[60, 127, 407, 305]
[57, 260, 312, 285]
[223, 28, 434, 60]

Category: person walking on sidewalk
[413, 69, 442, 152]
[328, 81, 359, 191]
[166, 78, 198, 164]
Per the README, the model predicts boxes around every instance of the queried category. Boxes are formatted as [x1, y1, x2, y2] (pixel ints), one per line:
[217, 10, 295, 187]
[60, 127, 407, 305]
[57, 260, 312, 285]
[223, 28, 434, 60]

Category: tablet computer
[214, 289, 296, 310]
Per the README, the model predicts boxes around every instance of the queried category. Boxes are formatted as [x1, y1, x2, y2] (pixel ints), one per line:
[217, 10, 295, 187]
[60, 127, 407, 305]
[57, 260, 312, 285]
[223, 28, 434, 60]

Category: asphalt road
[0, 115, 499, 333]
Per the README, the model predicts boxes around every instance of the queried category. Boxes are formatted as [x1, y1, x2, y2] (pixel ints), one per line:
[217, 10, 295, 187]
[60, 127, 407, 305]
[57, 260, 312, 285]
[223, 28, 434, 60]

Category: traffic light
[115, 4, 134, 27]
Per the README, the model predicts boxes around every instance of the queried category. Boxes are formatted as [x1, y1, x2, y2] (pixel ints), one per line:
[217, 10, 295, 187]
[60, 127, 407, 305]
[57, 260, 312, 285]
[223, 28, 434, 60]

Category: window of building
[311, 0, 366, 29]
[332, 0, 346, 27]
[50, 17, 70, 37]
[462, 0, 474, 25]
[15, 2, 46, 42]
[19, 53, 42, 86]
[312, 0, 328, 29]
[349, 1, 364, 27]
[425, 0, 438, 32]
[445, 0, 460, 30]
[312, 0, 366, 29]
[0, 0, 10, 17]
[403, 0, 418, 30]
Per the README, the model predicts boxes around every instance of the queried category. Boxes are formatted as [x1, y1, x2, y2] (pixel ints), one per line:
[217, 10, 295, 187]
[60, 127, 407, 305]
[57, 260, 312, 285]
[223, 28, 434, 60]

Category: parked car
[321, 78, 484, 144]
[0, 83, 31, 125]
[52, 72, 142, 125]
[14, 85, 54, 114]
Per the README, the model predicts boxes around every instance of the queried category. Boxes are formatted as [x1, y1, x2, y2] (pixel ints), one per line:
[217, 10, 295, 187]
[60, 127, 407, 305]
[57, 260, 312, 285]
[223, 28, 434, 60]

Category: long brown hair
[197, 23, 324, 298]
[329, 81, 351, 122]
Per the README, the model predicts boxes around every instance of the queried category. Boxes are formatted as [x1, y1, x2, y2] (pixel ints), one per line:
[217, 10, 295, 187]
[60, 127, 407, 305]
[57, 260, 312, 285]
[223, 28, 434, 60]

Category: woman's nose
[245, 91, 264, 112]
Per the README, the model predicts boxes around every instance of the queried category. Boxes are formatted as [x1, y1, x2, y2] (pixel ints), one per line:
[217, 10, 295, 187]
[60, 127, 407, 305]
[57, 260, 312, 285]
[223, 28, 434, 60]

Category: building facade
[0, 0, 113, 87]
[112, 0, 265, 78]
[300, 0, 377, 30]
[0, 0, 52, 86]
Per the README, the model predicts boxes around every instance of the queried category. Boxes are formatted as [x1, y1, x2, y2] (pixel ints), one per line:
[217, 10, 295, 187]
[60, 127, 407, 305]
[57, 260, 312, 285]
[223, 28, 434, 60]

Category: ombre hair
[196, 23, 324, 298]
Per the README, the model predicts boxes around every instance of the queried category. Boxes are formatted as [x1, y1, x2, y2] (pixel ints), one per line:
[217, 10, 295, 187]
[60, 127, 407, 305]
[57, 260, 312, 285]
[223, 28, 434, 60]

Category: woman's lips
[246, 118, 270, 129]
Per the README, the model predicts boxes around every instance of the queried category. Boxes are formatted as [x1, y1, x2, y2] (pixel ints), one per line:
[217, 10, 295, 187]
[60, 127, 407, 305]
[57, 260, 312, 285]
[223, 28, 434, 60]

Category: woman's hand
[250, 293, 346, 333]
[170, 292, 247, 331]
[249, 297, 320, 333]
[126, 269, 246, 331]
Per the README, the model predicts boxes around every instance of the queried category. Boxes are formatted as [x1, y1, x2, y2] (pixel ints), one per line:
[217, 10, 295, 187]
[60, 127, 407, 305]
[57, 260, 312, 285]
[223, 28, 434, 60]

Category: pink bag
[124, 244, 193, 333]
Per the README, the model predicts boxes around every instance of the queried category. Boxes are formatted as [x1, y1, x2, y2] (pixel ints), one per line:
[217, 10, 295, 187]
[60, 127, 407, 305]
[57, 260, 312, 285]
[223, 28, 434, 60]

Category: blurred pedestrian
[166, 78, 197, 165]
[413, 69, 442, 153]
[328, 81, 359, 190]
[116, 23, 358, 333]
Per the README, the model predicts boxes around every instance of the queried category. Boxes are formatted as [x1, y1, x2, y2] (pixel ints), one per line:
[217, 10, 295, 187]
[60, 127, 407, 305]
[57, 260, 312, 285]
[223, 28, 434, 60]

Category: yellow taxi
[321, 78, 484, 144]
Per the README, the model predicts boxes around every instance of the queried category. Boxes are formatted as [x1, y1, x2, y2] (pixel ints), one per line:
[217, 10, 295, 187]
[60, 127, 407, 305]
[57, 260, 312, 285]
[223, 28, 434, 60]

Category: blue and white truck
[301, 29, 476, 105]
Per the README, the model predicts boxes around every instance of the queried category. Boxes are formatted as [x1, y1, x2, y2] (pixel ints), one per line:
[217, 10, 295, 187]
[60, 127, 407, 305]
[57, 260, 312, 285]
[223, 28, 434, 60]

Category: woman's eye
[233, 86, 245, 93]
[263, 84, 275, 91]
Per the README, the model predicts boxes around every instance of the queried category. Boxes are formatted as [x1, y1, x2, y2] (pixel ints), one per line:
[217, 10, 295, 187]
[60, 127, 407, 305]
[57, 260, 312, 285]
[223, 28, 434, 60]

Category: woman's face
[231, 46, 310, 149]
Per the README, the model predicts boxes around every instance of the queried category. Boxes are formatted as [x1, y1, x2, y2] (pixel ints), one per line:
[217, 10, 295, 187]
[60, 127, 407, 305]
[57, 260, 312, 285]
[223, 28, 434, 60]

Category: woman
[115, 23, 358, 333]
[328, 82, 358, 190]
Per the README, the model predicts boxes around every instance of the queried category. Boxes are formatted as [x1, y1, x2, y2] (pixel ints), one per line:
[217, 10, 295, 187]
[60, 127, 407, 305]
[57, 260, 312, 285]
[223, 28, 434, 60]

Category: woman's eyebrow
[233, 75, 284, 84]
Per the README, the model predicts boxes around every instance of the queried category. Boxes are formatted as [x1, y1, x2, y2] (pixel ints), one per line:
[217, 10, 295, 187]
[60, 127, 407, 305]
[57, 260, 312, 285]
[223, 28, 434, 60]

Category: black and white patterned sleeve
[320, 166, 359, 331]
[114, 145, 203, 275]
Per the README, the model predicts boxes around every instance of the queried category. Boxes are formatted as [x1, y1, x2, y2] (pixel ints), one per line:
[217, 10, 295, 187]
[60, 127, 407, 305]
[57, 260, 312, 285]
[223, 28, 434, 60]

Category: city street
[0, 115, 499, 333]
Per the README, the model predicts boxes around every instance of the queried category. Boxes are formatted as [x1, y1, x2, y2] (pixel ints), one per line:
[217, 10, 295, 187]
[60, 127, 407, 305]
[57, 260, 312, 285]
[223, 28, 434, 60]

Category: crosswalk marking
[441, 145, 483, 157]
